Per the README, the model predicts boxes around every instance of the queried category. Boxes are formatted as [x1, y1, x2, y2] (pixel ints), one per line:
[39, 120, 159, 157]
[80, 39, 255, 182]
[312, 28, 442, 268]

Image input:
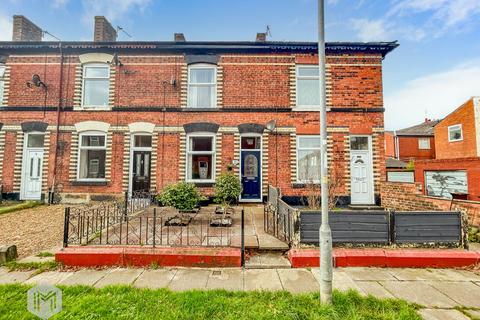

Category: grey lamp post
[318, 0, 333, 304]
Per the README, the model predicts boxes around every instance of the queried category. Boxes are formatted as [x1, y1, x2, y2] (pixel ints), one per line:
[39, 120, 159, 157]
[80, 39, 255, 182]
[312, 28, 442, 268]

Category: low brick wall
[381, 182, 480, 227]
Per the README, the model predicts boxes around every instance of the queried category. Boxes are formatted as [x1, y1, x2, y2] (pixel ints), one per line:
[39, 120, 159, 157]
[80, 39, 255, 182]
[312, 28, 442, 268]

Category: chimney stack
[12, 15, 43, 41]
[174, 33, 186, 42]
[94, 16, 117, 42]
[256, 32, 267, 42]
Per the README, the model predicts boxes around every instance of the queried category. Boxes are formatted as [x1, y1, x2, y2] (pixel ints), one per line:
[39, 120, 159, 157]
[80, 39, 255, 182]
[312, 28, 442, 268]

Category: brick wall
[397, 136, 436, 160]
[414, 157, 480, 201]
[381, 182, 480, 227]
[385, 131, 395, 158]
[435, 99, 477, 159]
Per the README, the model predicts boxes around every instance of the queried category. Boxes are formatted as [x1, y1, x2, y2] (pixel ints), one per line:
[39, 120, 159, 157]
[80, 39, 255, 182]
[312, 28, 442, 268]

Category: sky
[0, 0, 479, 130]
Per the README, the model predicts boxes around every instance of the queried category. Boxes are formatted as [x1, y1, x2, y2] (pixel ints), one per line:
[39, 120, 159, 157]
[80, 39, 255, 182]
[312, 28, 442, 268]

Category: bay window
[297, 136, 321, 183]
[82, 64, 110, 108]
[78, 132, 106, 180]
[187, 134, 215, 182]
[188, 64, 216, 108]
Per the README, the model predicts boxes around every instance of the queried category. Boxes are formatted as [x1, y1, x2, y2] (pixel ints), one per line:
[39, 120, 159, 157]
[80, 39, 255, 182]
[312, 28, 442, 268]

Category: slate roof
[0, 41, 399, 57]
[395, 120, 440, 137]
[386, 157, 407, 168]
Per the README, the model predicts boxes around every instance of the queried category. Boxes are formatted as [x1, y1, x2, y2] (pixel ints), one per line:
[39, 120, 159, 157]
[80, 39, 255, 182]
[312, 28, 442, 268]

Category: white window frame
[0, 65, 5, 103]
[187, 64, 217, 108]
[295, 65, 320, 110]
[77, 131, 107, 181]
[186, 132, 216, 183]
[81, 63, 110, 110]
[296, 135, 321, 183]
[448, 124, 463, 142]
[418, 137, 431, 150]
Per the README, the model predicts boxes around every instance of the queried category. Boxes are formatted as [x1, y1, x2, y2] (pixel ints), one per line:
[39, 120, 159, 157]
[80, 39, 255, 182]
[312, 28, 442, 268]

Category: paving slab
[168, 269, 210, 291]
[0, 270, 35, 284]
[246, 253, 291, 269]
[312, 269, 363, 293]
[344, 267, 396, 281]
[427, 281, 480, 308]
[206, 269, 244, 291]
[388, 268, 447, 281]
[277, 269, 318, 293]
[133, 269, 177, 289]
[17, 255, 56, 264]
[418, 308, 470, 320]
[59, 269, 109, 286]
[423, 269, 480, 282]
[355, 281, 395, 299]
[25, 271, 74, 285]
[243, 269, 283, 291]
[0, 267, 9, 277]
[381, 281, 457, 308]
[94, 268, 144, 288]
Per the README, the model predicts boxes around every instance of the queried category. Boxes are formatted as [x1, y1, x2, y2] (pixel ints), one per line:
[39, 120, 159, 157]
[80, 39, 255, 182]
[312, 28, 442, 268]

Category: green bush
[156, 182, 204, 211]
[214, 172, 242, 208]
[468, 226, 480, 243]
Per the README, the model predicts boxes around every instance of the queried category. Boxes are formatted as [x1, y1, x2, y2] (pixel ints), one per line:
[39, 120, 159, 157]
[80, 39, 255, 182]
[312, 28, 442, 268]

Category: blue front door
[241, 150, 261, 200]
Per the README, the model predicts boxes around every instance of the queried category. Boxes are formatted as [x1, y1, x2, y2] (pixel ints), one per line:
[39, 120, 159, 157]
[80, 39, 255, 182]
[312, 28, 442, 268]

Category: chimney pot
[94, 16, 117, 42]
[174, 33, 186, 42]
[256, 32, 267, 42]
[12, 15, 43, 41]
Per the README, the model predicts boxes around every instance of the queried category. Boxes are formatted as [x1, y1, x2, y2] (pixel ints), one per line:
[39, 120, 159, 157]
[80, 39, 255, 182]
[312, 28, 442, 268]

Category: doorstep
[56, 246, 241, 268]
[288, 248, 480, 268]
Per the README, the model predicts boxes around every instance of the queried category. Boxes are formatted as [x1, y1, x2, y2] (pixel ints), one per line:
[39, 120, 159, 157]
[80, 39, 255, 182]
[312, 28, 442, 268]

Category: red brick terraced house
[0, 16, 398, 205]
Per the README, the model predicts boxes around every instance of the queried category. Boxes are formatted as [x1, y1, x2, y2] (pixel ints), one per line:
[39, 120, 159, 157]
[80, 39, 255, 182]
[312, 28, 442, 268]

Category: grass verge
[2, 261, 59, 275]
[0, 201, 43, 215]
[0, 284, 420, 319]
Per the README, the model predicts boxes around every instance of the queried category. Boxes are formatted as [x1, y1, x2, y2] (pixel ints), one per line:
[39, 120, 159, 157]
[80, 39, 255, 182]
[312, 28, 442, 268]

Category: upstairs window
[78, 132, 106, 180]
[186, 134, 215, 182]
[448, 124, 463, 142]
[418, 138, 431, 149]
[0, 65, 5, 102]
[82, 64, 110, 108]
[297, 136, 321, 183]
[188, 64, 216, 108]
[296, 66, 320, 108]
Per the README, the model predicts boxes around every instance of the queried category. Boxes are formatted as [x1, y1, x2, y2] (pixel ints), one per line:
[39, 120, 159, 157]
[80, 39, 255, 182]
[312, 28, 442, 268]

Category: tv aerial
[116, 26, 132, 39]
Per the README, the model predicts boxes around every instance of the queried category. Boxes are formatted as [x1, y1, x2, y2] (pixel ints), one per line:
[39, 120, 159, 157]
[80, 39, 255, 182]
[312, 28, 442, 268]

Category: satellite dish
[27, 74, 46, 88]
[266, 119, 277, 131]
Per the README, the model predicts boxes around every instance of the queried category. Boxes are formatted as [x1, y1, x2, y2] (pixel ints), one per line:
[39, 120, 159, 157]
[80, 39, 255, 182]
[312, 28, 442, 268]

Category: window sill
[292, 107, 320, 112]
[292, 182, 321, 188]
[182, 107, 220, 112]
[74, 106, 111, 111]
[71, 180, 108, 186]
[188, 182, 215, 187]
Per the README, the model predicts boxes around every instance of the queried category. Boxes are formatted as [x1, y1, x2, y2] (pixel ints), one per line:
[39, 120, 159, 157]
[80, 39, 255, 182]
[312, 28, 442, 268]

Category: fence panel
[300, 211, 390, 244]
[394, 212, 461, 243]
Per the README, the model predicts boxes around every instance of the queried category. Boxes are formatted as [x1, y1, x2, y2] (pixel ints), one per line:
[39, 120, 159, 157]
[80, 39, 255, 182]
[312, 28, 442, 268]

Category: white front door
[21, 133, 45, 200]
[350, 136, 374, 205]
[22, 149, 43, 200]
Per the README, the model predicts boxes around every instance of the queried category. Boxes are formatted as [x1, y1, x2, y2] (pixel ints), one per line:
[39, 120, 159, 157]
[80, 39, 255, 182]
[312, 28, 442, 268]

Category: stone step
[245, 252, 291, 269]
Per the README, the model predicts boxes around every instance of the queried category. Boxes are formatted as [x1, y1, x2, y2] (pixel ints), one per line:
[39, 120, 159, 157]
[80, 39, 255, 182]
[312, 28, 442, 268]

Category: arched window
[188, 64, 217, 108]
[82, 63, 110, 108]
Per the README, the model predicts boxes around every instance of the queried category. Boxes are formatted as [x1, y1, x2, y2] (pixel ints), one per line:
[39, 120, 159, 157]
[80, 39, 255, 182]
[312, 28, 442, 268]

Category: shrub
[156, 182, 204, 211]
[214, 172, 242, 208]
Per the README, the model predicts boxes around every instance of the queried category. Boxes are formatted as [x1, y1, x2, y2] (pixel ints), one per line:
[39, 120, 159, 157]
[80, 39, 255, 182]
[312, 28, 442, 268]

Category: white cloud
[0, 12, 12, 41]
[81, 0, 151, 24]
[350, 18, 392, 41]
[52, 0, 69, 9]
[385, 59, 480, 130]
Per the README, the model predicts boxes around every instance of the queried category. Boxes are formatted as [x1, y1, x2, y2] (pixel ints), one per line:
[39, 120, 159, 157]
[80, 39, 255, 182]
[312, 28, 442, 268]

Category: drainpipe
[50, 42, 63, 203]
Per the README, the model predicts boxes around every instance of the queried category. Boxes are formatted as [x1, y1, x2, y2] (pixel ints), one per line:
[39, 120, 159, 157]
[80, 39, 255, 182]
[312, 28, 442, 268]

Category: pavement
[1, 266, 479, 319]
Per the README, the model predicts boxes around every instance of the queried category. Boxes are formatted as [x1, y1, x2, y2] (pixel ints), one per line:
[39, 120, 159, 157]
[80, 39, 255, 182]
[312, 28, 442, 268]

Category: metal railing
[264, 185, 297, 245]
[63, 190, 154, 247]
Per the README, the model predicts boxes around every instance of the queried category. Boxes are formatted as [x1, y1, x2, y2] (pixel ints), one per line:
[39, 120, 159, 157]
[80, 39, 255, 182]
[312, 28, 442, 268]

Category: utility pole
[318, 0, 333, 304]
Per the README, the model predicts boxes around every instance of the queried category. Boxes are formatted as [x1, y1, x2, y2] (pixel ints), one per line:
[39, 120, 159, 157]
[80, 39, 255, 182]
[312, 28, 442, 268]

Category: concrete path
[1, 266, 479, 319]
